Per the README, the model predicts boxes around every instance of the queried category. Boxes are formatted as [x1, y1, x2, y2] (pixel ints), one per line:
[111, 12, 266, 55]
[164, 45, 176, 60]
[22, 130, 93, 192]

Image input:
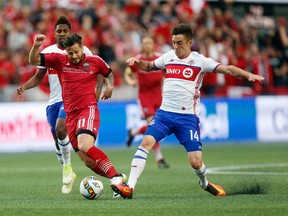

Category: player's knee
[141, 136, 156, 151]
[55, 125, 67, 139]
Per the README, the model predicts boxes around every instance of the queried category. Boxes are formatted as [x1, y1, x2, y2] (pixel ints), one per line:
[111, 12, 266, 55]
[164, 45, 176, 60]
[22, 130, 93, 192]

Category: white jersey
[38, 45, 93, 105]
[154, 50, 220, 115]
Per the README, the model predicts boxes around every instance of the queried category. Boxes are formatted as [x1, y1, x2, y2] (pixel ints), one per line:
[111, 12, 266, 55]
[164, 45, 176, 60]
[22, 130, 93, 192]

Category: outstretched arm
[126, 57, 157, 72]
[101, 72, 114, 100]
[29, 34, 46, 66]
[16, 68, 47, 97]
[215, 65, 265, 82]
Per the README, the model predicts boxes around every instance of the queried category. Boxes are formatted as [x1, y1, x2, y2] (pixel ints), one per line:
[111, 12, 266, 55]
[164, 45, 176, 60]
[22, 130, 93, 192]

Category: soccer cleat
[112, 174, 127, 199]
[62, 172, 76, 194]
[126, 129, 135, 147]
[62, 164, 74, 185]
[111, 183, 133, 199]
[202, 182, 226, 196]
[158, 159, 170, 169]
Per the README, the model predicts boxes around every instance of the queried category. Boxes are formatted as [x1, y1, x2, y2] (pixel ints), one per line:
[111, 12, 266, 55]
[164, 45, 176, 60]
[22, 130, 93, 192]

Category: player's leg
[71, 106, 125, 186]
[56, 103, 76, 193]
[146, 115, 169, 169]
[56, 104, 71, 167]
[46, 103, 63, 164]
[188, 150, 226, 196]
[111, 110, 169, 199]
[176, 114, 226, 197]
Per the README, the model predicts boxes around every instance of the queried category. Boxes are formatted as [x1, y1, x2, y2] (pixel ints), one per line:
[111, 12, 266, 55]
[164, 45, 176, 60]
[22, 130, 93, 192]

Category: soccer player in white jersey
[17, 16, 99, 194]
[112, 23, 265, 199]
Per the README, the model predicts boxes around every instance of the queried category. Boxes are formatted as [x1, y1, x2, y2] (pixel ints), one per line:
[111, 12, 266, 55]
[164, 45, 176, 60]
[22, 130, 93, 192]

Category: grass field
[0, 143, 288, 216]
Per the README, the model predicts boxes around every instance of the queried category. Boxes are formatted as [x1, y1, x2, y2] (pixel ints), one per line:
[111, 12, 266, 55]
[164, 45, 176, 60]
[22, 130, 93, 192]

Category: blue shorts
[145, 109, 202, 152]
[46, 101, 66, 134]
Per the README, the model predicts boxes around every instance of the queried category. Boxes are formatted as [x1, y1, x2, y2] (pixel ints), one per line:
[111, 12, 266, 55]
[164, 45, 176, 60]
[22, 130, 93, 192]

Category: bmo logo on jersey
[166, 64, 200, 81]
[183, 68, 193, 78]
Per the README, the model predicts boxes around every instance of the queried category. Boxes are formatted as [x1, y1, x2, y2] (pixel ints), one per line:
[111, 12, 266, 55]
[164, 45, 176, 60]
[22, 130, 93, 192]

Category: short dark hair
[64, 33, 82, 47]
[55, 16, 71, 30]
[172, 23, 193, 40]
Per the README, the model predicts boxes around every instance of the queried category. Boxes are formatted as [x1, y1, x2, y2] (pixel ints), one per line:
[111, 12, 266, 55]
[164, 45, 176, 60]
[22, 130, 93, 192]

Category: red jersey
[41, 53, 111, 113]
[130, 53, 164, 93]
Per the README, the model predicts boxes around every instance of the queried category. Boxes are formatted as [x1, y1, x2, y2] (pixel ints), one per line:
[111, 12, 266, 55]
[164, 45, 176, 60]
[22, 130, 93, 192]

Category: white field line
[207, 163, 288, 175]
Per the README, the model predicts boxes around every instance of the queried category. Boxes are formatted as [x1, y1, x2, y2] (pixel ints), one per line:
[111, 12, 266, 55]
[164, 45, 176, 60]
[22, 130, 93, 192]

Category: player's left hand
[248, 74, 265, 82]
[101, 85, 113, 100]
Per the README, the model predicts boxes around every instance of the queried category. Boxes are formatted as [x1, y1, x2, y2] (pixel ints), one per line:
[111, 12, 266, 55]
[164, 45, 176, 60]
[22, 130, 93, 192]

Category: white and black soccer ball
[79, 176, 104, 200]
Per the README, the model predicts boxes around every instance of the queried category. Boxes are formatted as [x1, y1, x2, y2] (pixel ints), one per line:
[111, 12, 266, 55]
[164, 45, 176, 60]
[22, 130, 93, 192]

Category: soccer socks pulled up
[194, 163, 208, 188]
[127, 146, 149, 189]
[86, 146, 118, 179]
[58, 136, 71, 166]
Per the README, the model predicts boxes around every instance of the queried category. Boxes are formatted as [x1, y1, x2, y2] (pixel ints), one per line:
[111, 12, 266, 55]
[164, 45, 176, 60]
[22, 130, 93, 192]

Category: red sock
[86, 146, 119, 179]
[153, 142, 160, 151]
[138, 125, 147, 134]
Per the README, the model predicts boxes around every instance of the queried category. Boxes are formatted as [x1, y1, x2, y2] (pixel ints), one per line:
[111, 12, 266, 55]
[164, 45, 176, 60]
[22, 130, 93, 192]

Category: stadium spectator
[124, 36, 169, 169]
[111, 23, 265, 199]
[0, 1, 287, 100]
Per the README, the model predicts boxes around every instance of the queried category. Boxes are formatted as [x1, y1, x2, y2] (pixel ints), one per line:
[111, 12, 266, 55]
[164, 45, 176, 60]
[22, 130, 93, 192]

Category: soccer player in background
[124, 36, 169, 169]
[17, 16, 100, 194]
[28, 33, 126, 195]
[112, 23, 265, 199]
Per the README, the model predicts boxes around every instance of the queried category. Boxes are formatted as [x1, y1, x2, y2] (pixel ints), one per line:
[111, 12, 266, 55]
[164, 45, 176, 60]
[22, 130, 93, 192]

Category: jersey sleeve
[96, 57, 111, 77]
[154, 51, 172, 70]
[198, 53, 220, 72]
[40, 53, 62, 70]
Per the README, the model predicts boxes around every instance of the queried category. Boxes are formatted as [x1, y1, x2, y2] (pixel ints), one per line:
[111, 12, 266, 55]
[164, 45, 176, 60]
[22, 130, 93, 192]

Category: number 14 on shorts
[190, 130, 199, 141]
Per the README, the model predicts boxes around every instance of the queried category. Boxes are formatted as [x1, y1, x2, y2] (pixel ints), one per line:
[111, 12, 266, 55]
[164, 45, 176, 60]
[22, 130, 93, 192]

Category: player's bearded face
[172, 35, 192, 58]
[66, 44, 84, 64]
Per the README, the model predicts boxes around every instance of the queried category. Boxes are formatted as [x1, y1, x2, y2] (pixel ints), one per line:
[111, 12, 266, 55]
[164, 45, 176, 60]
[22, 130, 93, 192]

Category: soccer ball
[79, 176, 104, 200]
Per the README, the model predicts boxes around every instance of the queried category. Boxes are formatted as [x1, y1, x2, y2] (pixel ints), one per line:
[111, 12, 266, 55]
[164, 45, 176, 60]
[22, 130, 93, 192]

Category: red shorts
[66, 105, 100, 151]
[138, 88, 162, 119]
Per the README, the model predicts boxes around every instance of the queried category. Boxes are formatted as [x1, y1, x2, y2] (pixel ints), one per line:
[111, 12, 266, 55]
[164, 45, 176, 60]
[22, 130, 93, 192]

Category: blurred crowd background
[0, 0, 288, 102]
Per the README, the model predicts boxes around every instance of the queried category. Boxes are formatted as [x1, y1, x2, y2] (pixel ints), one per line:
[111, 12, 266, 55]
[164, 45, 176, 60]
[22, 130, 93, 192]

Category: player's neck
[56, 44, 65, 50]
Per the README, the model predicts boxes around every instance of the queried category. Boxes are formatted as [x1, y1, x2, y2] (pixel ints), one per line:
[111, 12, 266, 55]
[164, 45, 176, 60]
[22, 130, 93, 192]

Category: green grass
[1, 143, 288, 216]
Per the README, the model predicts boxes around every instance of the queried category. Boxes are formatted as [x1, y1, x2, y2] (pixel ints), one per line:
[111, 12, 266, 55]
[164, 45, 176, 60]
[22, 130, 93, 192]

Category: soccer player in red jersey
[29, 33, 126, 194]
[124, 36, 169, 169]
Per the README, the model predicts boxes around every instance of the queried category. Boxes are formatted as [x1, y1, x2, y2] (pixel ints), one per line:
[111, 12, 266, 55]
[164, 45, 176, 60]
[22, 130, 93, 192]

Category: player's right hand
[126, 57, 140, 66]
[34, 34, 46, 46]
[16, 86, 25, 96]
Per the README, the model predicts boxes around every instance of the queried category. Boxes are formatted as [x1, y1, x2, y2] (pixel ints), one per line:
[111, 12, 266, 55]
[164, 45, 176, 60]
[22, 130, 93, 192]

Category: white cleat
[62, 172, 76, 194]
[111, 173, 127, 199]
[63, 164, 74, 185]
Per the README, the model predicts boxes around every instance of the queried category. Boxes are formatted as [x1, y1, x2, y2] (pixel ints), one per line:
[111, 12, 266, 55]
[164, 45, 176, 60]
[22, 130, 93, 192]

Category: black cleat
[126, 129, 135, 147]
[158, 159, 170, 169]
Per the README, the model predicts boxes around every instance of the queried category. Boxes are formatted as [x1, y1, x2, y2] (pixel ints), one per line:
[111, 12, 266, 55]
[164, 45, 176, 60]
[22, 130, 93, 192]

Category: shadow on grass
[227, 182, 270, 195]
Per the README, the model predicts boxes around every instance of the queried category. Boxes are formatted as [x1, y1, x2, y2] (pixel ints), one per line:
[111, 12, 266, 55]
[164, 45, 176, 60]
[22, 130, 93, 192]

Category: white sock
[127, 146, 149, 189]
[55, 147, 63, 165]
[58, 136, 71, 166]
[194, 163, 208, 188]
